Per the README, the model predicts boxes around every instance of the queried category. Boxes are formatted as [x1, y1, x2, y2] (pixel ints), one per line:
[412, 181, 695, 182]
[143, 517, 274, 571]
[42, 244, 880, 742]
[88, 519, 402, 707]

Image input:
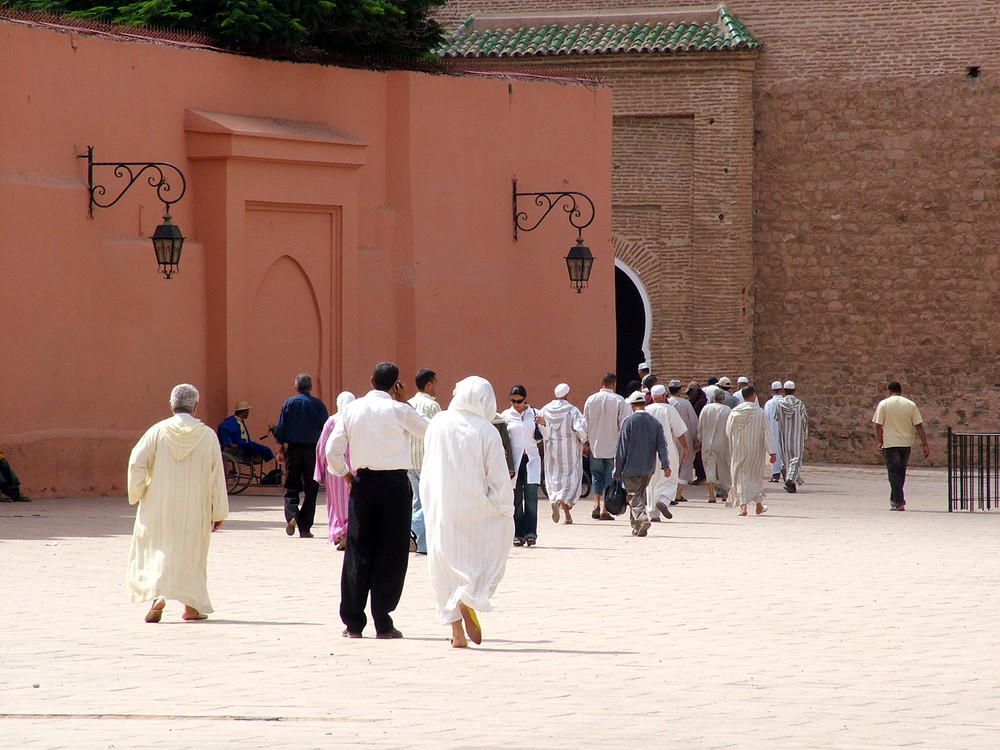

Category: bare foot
[182, 606, 208, 621]
[738, 505, 748, 516]
[450, 620, 468, 648]
[561, 502, 573, 525]
[145, 597, 166, 623]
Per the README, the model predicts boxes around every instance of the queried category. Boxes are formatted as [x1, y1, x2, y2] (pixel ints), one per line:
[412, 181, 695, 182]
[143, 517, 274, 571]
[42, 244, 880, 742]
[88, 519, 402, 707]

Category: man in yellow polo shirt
[873, 381, 930, 511]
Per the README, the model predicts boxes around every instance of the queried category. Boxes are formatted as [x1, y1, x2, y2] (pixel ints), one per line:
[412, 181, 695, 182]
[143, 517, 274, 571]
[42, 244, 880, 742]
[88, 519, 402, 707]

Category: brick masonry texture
[440, 1, 1000, 464]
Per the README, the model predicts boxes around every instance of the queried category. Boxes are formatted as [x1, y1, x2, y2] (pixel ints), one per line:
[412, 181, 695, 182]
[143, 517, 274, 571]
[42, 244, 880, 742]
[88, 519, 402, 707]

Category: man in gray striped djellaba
[774, 380, 808, 494]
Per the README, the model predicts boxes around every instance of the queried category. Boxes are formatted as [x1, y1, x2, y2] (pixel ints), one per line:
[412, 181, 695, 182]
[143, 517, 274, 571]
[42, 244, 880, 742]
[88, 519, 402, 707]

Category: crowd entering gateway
[119, 363, 930, 648]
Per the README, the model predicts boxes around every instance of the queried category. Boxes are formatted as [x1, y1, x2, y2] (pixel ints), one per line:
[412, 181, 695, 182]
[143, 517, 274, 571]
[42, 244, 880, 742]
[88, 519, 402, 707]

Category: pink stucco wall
[0, 20, 614, 496]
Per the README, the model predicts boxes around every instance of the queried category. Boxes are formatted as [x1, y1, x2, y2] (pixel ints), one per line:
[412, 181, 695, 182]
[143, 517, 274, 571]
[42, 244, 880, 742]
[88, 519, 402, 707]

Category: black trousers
[884, 446, 911, 508]
[283, 443, 318, 533]
[340, 468, 412, 634]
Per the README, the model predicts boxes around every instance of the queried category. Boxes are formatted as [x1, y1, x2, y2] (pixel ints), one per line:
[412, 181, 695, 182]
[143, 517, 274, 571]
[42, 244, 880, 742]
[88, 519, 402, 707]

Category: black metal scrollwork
[512, 179, 595, 240]
[80, 146, 187, 217]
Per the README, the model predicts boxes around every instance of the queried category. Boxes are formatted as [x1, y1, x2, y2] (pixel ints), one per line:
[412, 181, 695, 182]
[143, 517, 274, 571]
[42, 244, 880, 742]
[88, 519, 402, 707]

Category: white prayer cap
[783, 380, 796, 390]
[554, 383, 571, 398]
[771, 380, 783, 390]
[638, 362, 650, 371]
[737, 376, 749, 384]
[650, 384, 667, 397]
[668, 379, 682, 388]
[627, 390, 646, 404]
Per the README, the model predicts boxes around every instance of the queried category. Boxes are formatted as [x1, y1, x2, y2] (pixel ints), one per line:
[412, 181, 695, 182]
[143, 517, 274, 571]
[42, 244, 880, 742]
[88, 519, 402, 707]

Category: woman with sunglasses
[500, 385, 541, 547]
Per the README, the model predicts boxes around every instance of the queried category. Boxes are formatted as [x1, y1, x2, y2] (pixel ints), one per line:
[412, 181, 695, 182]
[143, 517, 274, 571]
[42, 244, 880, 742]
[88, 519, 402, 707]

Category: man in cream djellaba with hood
[127, 384, 229, 623]
[420, 376, 514, 648]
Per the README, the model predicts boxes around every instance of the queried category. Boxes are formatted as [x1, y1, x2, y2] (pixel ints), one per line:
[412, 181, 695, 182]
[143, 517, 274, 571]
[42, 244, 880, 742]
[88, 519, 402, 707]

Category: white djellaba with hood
[126, 385, 229, 615]
[537, 383, 588, 506]
[421, 376, 515, 626]
[725, 398, 776, 511]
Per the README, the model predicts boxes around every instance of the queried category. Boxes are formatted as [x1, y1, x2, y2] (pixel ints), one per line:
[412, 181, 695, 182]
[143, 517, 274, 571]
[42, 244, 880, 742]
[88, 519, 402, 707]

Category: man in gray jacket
[613, 391, 671, 538]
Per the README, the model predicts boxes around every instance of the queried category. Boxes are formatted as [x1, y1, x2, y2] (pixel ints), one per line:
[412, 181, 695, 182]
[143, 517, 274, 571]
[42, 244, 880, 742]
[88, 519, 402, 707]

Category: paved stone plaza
[3, 464, 1000, 749]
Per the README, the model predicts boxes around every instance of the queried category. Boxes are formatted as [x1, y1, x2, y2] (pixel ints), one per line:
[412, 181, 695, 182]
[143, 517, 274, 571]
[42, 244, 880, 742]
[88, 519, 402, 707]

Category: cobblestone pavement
[3, 464, 999, 749]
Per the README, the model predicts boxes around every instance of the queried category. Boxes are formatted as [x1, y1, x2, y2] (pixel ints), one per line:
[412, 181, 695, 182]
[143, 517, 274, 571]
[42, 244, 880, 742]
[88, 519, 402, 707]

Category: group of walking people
[122, 362, 929, 647]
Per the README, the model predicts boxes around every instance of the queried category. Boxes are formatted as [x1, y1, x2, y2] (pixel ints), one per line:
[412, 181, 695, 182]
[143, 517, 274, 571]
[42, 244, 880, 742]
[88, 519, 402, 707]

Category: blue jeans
[408, 469, 426, 553]
[590, 456, 614, 499]
[513, 455, 538, 542]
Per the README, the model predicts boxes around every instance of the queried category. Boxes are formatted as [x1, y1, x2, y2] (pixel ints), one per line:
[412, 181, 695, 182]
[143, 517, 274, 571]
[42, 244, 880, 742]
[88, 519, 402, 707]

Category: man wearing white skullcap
[732, 376, 751, 405]
[774, 380, 808, 493]
[763, 381, 785, 482]
[536, 383, 588, 524]
[645, 384, 689, 520]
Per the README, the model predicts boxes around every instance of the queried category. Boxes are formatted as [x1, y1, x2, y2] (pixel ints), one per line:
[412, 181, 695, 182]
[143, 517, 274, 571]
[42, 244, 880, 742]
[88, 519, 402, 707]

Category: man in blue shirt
[274, 373, 329, 538]
[218, 401, 275, 463]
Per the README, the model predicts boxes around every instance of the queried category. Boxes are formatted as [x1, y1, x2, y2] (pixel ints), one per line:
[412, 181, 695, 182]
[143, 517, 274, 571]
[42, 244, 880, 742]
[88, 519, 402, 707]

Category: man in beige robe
[127, 384, 229, 622]
[726, 386, 777, 517]
[697, 390, 733, 505]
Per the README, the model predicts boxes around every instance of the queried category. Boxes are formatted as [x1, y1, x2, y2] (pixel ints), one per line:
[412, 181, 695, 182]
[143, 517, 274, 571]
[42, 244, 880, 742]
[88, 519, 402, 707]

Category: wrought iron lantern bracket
[79, 146, 188, 279]
[512, 179, 595, 241]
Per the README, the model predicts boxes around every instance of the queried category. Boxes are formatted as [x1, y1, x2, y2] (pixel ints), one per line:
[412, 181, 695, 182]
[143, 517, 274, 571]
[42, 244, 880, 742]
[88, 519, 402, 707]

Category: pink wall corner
[1, 20, 614, 495]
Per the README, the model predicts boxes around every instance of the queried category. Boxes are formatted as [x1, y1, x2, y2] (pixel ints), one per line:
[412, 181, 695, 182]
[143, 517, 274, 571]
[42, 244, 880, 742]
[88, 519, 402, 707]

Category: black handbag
[604, 481, 628, 516]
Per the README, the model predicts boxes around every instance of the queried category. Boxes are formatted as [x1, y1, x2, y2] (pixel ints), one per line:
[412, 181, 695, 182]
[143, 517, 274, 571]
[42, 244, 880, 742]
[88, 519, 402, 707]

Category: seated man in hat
[218, 401, 276, 463]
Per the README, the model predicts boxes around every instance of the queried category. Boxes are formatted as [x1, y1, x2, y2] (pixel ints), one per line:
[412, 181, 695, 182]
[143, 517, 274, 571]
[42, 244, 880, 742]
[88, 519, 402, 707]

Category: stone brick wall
[440, 0, 1000, 464]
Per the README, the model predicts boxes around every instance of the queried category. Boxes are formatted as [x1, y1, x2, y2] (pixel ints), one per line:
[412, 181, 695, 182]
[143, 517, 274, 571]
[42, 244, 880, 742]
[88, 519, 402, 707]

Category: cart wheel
[580, 473, 592, 499]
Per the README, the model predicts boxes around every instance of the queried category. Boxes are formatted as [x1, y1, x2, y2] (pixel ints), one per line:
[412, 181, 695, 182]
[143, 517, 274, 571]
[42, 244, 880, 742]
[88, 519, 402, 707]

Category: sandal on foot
[145, 598, 166, 623]
[459, 603, 482, 645]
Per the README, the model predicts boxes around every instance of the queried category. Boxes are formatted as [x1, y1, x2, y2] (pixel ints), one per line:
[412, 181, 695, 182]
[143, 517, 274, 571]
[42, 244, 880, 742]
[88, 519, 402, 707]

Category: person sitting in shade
[0, 451, 29, 502]
[421, 376, 514, 648]
[218, 400, 275, 463]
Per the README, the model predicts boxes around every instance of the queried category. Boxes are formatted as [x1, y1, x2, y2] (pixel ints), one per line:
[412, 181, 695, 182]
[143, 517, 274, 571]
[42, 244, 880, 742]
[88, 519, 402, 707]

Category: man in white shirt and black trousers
[326, 361, 430, 639]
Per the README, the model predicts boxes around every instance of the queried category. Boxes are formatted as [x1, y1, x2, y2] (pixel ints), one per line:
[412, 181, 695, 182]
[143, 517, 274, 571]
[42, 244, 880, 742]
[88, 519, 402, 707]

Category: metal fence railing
[948, 428, 1000, 511]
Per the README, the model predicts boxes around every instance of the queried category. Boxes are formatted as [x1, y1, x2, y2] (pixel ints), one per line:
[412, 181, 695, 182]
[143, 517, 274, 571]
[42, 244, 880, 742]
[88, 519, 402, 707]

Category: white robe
[698, 402, 733, 489]
[667, 395, 699, 483]
[421, 377, 515, 625]
[538, 398, 588, 505]
[726, 402, 776, 510]
[644, 402, 687, 516]
[126, 413, 229, 613]
[763, 395, 784, 476]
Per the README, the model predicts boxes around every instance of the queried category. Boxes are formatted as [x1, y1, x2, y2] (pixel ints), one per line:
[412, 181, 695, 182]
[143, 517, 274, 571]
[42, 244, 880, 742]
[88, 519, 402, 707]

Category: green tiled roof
[439, 6, 760, 58]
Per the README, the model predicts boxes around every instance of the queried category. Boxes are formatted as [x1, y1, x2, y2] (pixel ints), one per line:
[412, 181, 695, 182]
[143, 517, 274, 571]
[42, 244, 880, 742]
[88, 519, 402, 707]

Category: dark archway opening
[616, 265, 646, 397]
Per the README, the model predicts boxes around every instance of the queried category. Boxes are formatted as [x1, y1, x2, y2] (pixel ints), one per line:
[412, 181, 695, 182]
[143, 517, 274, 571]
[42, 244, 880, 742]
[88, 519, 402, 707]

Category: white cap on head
[638, 362, 650, 371]
[627, 390, 646, 404]
[771, 380, 783, 390]
[783, 380, 796, 390]
[718, 376, 732, 388]
[650, 384, 667, 397]
[554, 383, 571, 398]
[737, 376, 749, 384]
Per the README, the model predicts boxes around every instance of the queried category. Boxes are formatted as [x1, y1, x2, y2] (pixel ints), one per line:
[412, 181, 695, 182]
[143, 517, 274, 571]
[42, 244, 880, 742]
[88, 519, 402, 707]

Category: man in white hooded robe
[421, 376, 515, 648]
[127, 384, 229, 623]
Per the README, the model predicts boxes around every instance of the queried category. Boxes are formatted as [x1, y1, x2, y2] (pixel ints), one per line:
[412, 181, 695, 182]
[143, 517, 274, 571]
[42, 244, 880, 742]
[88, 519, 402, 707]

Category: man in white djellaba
[421, 376, 514, 648]
[536, 383, 588, 524]
[127, 384, 229, 623]
[645, 384, 689, 521]
[763, 380, 785, 483]
[726, 385, 777, 517]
